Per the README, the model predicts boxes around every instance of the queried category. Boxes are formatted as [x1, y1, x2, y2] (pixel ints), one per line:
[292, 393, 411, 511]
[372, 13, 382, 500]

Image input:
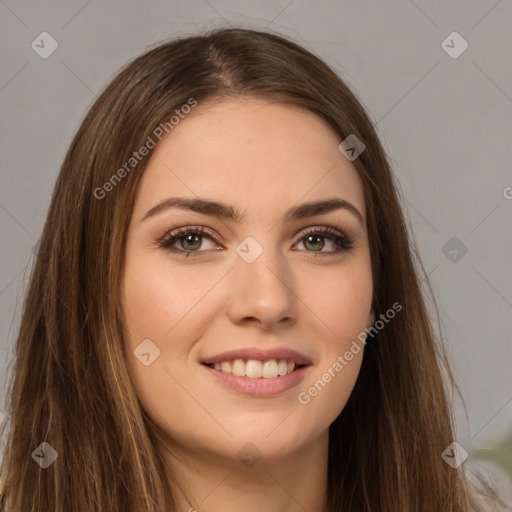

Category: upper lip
[201, 347, 313, 366]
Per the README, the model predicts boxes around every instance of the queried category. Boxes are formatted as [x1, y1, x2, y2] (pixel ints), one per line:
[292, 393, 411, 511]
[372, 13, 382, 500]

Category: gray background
[1, 0, 511, 489]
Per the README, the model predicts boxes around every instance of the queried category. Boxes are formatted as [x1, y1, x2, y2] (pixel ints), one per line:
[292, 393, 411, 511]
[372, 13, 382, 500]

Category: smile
[200, 347, 313, 397]
[205, 358, 301, 379]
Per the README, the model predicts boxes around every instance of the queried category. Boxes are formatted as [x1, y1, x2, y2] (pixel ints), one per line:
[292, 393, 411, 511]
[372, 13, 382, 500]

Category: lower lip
[201, 364, 311, 397]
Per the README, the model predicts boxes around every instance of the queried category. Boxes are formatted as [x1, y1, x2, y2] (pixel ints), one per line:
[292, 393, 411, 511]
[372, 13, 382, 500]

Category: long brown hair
[0, 26, 498, 511]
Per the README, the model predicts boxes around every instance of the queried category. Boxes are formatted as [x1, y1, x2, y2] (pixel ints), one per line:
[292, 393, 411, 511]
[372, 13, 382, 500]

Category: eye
[157, 225, 355, 258]
[293, 226, 354, 256]
[157, 226, 220, 258]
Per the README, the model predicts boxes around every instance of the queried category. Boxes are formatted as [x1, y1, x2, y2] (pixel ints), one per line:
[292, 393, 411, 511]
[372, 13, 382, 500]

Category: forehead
[134, 97, 366, 220]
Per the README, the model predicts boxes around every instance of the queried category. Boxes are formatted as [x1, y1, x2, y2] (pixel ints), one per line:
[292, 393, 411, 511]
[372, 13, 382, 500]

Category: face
[121, 97, 374, 468]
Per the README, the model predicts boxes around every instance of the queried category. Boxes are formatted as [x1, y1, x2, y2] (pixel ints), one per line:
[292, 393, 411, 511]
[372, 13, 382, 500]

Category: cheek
[297, 356, 363, 444]
[293, 260, 372, 423]
[121, 256, 208, 444]
[303, 260, 373, 347]
[121, 254, 211, 345]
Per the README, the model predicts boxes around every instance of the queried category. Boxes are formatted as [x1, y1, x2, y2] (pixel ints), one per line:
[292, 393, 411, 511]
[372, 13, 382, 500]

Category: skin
[121, 97, 375, 512]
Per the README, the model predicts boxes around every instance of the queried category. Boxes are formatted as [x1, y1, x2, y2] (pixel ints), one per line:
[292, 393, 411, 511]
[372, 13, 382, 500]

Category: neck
[159, 431, 329, 512]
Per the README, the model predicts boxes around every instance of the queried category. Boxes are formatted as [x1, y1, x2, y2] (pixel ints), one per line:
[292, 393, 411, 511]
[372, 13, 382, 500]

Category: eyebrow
[142, 196, 365, 226]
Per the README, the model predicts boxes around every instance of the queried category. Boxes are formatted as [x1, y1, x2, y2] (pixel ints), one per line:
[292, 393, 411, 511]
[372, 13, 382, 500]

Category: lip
[200, 347, 313, 397]
[200, 347, 313, 366]
[201, 363, 311, 397]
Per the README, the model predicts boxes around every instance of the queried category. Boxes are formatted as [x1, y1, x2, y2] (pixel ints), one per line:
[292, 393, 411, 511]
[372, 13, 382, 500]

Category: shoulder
[466, 460, 512, 512]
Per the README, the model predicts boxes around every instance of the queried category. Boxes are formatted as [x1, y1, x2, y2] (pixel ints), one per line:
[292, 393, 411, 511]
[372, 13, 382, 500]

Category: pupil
[306, 235, 323, 251]
[183, 234, 200, 250]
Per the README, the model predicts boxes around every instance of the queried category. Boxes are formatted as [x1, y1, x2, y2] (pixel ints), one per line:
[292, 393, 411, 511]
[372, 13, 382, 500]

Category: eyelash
[157, 225, 354, 258]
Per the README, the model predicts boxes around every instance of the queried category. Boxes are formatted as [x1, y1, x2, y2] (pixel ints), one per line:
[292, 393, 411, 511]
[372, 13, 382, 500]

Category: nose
[226, 243, 298, 331]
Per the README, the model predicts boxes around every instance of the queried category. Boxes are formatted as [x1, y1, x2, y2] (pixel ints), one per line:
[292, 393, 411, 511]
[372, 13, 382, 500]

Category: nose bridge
[227, 232, 297, 329]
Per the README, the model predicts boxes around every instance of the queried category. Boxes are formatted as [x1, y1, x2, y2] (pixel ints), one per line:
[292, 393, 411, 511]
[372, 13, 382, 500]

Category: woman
[0, 27, 504, 511]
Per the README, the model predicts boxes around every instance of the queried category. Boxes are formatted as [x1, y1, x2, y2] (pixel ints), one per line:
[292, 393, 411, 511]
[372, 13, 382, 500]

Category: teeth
[210, 358, 298, 378]
[246, 359, 262, 378]
[232, 359, 245, 377]
[278, 359, 288, 376]
[262, 360, 278, 378]
[221, 361, 232, 374]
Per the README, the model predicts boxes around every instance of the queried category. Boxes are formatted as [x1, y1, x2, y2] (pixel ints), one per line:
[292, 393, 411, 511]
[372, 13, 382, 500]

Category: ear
[369, 309, 375, 327]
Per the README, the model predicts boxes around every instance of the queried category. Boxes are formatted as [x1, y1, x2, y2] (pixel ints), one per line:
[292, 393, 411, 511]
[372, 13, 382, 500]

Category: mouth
[200, 347, 313, 397]
[203, 358, 308, 379]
